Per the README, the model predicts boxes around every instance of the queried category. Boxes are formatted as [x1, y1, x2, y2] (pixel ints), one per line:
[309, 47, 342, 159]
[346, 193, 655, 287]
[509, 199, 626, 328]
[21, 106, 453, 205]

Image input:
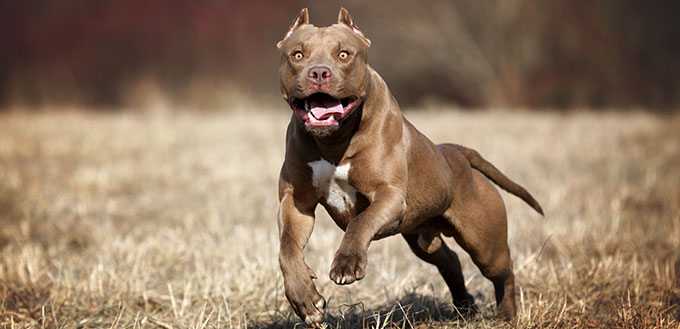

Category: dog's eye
[338, 51, 350, 60]
[292, 51, 304, 61]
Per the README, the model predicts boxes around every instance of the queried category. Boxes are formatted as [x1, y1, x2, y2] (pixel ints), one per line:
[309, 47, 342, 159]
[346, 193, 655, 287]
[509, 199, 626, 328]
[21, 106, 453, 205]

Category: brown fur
[276, 8, 543, 327]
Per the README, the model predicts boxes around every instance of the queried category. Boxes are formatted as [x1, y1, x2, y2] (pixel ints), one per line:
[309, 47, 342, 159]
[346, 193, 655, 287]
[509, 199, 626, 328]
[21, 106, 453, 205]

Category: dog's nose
[308, 66, 332, 85]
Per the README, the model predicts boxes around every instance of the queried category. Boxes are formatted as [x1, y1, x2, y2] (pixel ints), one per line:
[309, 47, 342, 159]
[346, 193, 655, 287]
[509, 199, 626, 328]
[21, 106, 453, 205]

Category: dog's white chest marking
[307, 159, 356, 213]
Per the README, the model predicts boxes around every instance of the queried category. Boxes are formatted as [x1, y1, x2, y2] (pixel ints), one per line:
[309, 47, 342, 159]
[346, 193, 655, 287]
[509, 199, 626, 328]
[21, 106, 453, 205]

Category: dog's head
[277, 8, 371, 137]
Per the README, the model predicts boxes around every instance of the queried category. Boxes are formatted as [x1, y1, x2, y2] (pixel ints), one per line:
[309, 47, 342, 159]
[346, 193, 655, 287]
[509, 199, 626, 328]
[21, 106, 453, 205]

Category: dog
[276, 8, 543, 327]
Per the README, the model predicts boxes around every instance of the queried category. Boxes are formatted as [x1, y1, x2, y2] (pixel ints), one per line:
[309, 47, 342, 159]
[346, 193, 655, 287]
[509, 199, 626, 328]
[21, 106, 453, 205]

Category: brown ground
[1, 108, 679, 328]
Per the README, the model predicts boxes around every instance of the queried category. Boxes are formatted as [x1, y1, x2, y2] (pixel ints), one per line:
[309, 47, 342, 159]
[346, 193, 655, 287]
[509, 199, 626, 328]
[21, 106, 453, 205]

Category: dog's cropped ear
[337, 7, 371, 47]
[277, 8, 309, 49]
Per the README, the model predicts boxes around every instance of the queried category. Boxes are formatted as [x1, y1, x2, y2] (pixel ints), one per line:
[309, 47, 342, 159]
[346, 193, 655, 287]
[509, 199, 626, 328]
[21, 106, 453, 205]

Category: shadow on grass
[258, 292, 474, 329]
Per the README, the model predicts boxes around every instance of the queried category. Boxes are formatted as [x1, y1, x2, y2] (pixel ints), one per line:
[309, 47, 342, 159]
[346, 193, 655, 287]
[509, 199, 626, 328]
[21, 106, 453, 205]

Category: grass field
[1, 108, 679, 328]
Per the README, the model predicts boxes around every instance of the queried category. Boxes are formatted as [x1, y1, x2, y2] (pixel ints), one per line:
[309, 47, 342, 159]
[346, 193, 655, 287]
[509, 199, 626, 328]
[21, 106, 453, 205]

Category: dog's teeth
[304, 99, 310, 111]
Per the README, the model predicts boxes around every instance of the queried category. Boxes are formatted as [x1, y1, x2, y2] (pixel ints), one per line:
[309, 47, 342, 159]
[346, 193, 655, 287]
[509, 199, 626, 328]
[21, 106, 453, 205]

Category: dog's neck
[306, 104, 363, 165]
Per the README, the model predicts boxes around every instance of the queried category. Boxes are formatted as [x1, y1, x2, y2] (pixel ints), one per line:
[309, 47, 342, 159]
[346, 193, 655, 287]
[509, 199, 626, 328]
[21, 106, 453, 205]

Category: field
[1, 108, 679, 328]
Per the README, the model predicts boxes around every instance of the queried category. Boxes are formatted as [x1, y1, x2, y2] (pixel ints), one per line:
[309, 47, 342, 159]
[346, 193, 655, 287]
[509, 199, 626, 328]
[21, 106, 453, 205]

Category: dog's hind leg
[440, 171, 517, 321]
[402, 229, 477, 316]
[457, 234, 516, 321]
[436, 143, 517, 320]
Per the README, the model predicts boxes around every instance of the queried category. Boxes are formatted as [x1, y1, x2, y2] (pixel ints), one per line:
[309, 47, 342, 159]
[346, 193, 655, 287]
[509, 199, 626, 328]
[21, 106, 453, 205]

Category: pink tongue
[310, 97, 343, 120]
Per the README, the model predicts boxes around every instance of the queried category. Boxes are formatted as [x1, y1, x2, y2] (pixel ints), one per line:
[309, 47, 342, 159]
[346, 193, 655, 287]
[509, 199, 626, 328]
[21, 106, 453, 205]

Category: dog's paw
[303, 298, 327, 328]
[329, 251, 367, 285]
[452, 294, 478, 318]
[285, 280, 326, 327]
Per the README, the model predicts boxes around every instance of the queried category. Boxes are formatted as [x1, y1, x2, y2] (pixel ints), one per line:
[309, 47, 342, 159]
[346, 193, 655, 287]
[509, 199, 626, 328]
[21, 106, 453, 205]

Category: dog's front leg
[278, 192, 326, 327]
[329, 186, 406, 285]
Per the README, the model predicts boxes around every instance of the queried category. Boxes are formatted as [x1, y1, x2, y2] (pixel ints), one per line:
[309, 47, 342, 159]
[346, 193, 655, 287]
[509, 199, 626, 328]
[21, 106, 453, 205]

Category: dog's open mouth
[290, 93, 358, 127]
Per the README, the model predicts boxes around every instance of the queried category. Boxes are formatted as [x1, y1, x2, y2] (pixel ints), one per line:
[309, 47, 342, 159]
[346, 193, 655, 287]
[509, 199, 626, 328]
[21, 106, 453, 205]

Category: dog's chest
[307, 159, 356, 214]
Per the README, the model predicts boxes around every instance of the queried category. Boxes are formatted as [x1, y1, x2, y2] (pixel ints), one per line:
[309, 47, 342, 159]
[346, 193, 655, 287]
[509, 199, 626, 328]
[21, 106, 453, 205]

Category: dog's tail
[453, 144, 544, 216]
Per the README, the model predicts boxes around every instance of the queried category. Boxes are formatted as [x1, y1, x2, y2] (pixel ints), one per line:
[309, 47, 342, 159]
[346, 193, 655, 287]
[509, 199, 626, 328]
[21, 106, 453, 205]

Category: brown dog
[276, 8, 543, 327]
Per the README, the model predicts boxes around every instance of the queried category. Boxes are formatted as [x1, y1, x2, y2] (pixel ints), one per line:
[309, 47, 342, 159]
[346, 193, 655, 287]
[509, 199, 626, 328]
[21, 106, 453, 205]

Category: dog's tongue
[309, 95, 343, 120]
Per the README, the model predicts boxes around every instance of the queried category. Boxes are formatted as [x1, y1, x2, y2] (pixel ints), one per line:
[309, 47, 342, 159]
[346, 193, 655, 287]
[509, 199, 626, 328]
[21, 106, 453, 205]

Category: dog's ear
[277, 8, 309, 49]
[337, 7, 371, 47]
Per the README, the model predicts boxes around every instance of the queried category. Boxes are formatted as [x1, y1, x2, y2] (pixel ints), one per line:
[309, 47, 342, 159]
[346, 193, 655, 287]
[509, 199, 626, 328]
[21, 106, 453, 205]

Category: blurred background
[2, 2, 680, 327]
[1, 0, 679, 111]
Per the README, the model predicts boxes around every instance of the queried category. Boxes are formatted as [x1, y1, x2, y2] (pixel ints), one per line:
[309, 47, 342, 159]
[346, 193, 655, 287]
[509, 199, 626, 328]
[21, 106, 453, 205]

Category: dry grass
[1, 108, 679, 328]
